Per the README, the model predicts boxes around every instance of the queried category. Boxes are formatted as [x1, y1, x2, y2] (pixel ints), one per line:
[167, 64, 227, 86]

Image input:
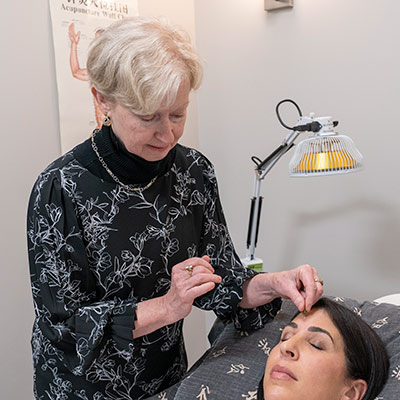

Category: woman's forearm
[239, 273, 280, 309]
[133, 295, 175, 338]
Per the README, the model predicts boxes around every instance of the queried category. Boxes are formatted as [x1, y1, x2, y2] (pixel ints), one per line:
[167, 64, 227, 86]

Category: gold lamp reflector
[289, 135, 363, 176]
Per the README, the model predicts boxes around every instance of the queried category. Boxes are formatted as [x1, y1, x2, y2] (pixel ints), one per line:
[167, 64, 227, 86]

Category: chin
[264, 384, 296, 400]
[143, 146, 172, 161]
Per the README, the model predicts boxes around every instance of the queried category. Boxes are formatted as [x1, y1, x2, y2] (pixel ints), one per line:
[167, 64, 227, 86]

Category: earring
[103, 115, 112, 127]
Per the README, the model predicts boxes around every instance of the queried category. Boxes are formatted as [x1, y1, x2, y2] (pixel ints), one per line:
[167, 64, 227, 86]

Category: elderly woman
[27, 17, 323, 399]
[259, 298, 389, 400]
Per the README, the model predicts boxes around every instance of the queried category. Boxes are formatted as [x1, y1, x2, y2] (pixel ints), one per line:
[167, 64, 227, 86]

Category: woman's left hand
[240, 264, 324, 312]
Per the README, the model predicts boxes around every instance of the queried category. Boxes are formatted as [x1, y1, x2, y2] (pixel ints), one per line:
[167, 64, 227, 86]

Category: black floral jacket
[27, 144, 281, 400]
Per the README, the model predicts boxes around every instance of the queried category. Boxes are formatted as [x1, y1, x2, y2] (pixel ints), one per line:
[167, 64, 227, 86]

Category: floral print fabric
[27, 144, 280, 399]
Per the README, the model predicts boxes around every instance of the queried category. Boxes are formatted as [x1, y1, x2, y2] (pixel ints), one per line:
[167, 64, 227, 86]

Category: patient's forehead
[291, 308, 326, 322]
[289, 309, 338, 335]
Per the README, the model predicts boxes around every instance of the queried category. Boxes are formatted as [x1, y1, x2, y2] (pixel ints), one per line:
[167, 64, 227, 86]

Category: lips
[148, 144, 170, 151]
[270, 365, 297, 381]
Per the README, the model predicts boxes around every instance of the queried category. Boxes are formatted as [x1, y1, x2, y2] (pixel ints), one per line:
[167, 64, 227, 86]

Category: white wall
[0, 2, 61, 399]
[194, 0, 400, 302]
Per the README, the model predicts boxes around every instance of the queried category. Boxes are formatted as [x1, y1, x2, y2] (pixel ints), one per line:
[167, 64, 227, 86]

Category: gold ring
[314, 277, 324, 285]
[185, 265, 193, 277]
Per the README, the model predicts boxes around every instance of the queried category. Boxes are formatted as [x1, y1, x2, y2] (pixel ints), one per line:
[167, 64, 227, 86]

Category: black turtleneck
[74, 124, 176, 185]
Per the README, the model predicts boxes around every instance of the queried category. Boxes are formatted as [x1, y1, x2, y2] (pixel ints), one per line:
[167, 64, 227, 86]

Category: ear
[91, 87, 112, 116]
[341, 379, 367, 400]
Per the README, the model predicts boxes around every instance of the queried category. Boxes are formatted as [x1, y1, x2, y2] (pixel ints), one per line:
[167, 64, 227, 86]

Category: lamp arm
[245, 129, 301, 261]
[257, 128, 301, 174]
[259, 143, 294, 179]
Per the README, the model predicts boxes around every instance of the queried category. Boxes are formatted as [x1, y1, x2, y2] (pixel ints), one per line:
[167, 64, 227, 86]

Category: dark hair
[309, 298, 389, 400]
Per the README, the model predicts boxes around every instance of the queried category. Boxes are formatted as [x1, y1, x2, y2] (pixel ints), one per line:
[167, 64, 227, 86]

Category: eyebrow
[286, 322, 334, 343]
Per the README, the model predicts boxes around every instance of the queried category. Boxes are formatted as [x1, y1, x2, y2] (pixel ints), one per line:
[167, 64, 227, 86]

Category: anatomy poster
[49, 0, 139, 153]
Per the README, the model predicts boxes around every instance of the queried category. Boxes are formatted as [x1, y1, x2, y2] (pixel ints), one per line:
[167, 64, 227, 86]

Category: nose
[156, 116, 174, 143]
[280, 338, 299, 360]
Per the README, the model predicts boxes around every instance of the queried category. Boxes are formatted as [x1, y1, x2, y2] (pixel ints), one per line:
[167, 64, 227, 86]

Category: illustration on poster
[68, 22, 105, 129]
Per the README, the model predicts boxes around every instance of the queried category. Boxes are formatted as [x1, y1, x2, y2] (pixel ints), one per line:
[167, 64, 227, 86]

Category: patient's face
[263, 309, 350, 400]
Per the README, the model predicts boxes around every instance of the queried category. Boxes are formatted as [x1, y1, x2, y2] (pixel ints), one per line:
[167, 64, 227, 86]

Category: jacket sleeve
[193, 158, 281, 331]
[27, 169, 136, 376]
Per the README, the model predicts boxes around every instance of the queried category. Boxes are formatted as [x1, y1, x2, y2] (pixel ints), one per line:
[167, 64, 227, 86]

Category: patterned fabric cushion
[148, 297, 400, 400]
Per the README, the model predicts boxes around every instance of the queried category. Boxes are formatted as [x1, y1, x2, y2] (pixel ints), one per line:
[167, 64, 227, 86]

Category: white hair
[87, 17, 203, 114]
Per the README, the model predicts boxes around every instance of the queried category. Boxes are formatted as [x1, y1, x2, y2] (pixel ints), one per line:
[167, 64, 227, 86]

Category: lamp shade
[289, 134, 363, 176]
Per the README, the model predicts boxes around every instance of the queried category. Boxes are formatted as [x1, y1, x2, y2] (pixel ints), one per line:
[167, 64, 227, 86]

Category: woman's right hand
[133, 256, 221, 338]
[163, 255, 222, 322]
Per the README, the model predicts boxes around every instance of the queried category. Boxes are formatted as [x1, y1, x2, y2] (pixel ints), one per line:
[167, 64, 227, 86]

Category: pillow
[149, 298, 400, 399]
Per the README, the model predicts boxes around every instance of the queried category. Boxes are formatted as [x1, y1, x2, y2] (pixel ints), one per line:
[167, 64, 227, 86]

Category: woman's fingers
[166, 257, 221, 320]
[270, 265, 324, 313]
[183, 264, 217, 279]
[292, 265, 323, 312]
[181, 273, 221, 303]
[201, 254, 210, 263]
[298, 265, 324, 312]
[181, 256, 215, 274]
[186, 281, 217, 299]
[187, 271, 222, 286]
[175, 263, 221, 294]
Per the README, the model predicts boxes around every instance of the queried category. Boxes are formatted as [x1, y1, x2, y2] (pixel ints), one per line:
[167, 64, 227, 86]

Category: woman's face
[263, 309, 354, 400]
[97, 80, 190, 162]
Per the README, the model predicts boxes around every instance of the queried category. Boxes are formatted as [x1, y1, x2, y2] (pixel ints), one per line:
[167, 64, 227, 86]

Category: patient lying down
[258, 298, 389, 400]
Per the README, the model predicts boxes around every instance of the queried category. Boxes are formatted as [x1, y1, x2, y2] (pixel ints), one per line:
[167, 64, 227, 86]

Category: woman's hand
[240, 264, 323, 312]
[133, 255, 221, 338]
[163, 255, 222, 322]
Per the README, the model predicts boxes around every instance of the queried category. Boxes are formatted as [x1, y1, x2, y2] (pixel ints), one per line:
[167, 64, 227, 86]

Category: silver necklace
[91, 131, 157, 193]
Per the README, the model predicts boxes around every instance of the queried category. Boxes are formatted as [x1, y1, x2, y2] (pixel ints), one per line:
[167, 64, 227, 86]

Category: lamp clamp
[293, 115, 338, 134]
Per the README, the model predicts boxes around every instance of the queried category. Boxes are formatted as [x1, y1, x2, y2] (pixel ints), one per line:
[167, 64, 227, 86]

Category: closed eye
[170, 114, 185, 120]
[310, 343, 323, 350]
[141, 115, 157, 122]
[280, 334, 292, 342]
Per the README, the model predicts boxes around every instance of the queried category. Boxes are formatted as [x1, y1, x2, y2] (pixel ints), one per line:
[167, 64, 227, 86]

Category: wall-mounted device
[265, 0, 293, 12]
